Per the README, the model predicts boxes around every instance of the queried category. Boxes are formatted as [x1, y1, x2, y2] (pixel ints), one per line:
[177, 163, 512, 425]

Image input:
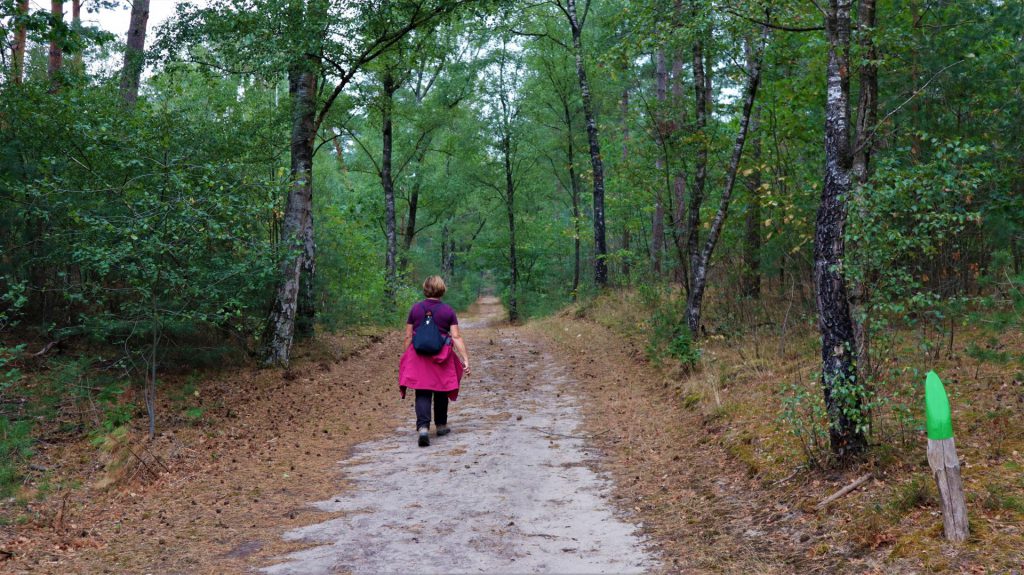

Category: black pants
[415, 389, 449, 430]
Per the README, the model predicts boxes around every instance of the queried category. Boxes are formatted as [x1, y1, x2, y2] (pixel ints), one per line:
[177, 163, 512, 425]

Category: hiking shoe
[436, 425, 450, 436]
[418, 427, 430, 447]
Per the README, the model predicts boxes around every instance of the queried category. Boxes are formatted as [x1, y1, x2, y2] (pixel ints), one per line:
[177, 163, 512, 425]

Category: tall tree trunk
[263, 68, 317, 367]
[566, 0, 608, 287]
[70, 0, 82, 74]
[619, 85, 632, 281]
[295, 209, 316, 338]
[47, 0, 64, 89]
[572, 188, 581, 301]
[651, 50, 668, 275]
[670, 54, 689, 284]
[742, 96, 763, 297]
[381, 73, 398, 304]
[685, 32, 709, 297]
[402, 146, 428, 254]
[849, 0, 878, 375]
[685, 29, 766, 336]
[908, 0, 922, 159]
[817, 0, 867, 459]
[504, 135, 518, 323]
[560, 101, 582, 301]
[332, 128, 347, 172]
[441, 223, 455, 280]
[119, 0, 150, 105]
[11, 0, 28, 84]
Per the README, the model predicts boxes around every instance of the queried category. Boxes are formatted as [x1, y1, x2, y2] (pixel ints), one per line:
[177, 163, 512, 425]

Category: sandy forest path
[259, 297, 657, 574]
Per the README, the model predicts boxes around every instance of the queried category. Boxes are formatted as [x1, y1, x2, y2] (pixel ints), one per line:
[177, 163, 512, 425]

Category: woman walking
[399, 276, 471, 446]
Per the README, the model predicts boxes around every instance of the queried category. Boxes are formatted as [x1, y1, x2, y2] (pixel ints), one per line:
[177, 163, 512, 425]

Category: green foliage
[100, 403, 136, 434]
[966, 338, 1012, 366]
[842, 139, 991, 451]
[0, 279, 29, 496]
[825, 366, 876, 440]
[2, 68, 284, 434]
[314, 156, 418, 326]
[641, 285, 701, 369]
[847, 138, 988, 310]
[779, 379, 831, 469]
[0, 418, 33, 498]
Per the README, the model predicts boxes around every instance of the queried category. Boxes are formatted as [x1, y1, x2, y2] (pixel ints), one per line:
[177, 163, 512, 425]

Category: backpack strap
[418, 300, 436, 323]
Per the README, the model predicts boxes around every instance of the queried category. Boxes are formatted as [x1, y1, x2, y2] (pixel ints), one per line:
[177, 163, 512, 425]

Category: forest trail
[260, 297, 657, 574]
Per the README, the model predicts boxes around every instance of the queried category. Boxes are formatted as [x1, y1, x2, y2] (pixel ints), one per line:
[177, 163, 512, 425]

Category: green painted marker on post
[925, 371, 953, 440]
[924, 370, 969, 541]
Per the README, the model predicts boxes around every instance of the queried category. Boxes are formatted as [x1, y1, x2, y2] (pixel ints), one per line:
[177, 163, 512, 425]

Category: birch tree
[815, 0, 867, 458]
[554, 0, 609, 287]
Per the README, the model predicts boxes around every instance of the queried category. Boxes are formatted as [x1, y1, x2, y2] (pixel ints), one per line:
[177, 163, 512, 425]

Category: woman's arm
[450, 325, 471, 375]
[403, 324, 413, 350]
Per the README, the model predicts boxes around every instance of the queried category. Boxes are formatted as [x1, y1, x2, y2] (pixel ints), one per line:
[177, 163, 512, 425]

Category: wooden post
[925, 371, 969, 542]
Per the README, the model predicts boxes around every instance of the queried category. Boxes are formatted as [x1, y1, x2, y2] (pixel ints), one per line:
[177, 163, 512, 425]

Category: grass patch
[979, 483, 1024, 513]
[888, 474, 938, 515]
[0, 417, 34, 498]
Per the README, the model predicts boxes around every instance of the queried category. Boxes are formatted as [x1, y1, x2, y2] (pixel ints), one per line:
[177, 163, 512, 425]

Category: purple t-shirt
[407, 299, 458, 335]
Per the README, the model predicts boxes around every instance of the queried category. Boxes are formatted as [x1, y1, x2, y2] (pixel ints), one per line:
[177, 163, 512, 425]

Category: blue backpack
[412, 303, 447, 355]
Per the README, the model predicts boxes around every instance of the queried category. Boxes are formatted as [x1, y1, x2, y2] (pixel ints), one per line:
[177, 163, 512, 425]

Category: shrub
[642, 287, 701, 370]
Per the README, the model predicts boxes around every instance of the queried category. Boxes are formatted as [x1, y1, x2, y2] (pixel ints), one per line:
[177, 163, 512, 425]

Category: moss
[681, 391, 703, 409]
[725, 431, 761, 477]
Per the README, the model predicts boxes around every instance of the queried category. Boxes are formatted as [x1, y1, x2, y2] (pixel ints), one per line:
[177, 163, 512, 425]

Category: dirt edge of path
[2, 330, 408, 575]
[527, 316, 885, 575]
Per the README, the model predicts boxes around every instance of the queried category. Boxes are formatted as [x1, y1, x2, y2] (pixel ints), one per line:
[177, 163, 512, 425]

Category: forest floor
[1, 294, 1022, 573]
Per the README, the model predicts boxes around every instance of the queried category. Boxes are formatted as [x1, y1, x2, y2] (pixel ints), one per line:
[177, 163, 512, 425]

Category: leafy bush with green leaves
[0, 280, 29, 497]
[2, 78, 283, 437]
[779, 379, 831, 468]
[641, 285, 701, 369]
[820, 138, 991, 454]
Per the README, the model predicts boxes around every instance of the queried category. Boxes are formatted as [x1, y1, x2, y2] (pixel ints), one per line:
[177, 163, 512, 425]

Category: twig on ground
[816, 473, 872, 509]
[151, 453, 171, 473]
[125, 444, 160, 479]
[52, 492, 69, 533]
[771, 467, 804, 487]
[31, 341, 59, 358]
[527, 426, 610, 441]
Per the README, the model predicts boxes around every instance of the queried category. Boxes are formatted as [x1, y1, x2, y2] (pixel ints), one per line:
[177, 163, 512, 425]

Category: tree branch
[723, 7, 824, 32]
[853, 59, 964, 156]
[343, 126, 382, 177]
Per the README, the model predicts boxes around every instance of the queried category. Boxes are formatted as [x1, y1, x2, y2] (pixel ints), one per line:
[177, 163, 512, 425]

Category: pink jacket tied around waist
[398, 342, 464, 401]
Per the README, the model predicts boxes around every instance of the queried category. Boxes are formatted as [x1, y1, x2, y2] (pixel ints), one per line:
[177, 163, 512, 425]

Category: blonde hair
[422, 275, 447, 298]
